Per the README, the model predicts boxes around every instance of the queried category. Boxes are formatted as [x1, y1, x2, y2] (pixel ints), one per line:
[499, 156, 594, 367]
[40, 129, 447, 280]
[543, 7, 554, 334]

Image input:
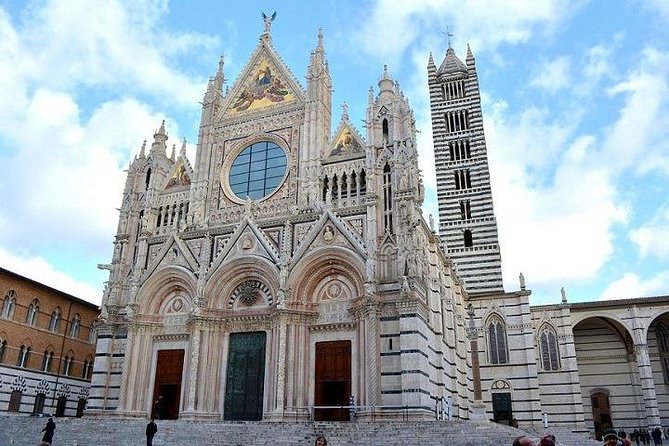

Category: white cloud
[0, 248, 101, 305]
[353, 0, 583, 66]
[530, 56, 571, 93]
[630, 205, 669, 259]
[599, 271, 669, 300]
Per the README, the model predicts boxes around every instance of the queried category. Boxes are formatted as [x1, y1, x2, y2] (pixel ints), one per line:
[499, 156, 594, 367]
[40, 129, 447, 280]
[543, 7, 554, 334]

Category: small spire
[428, 52, 435, 68]
[139, 140, 147, 158]
[317, 27, 324, 50]
[446, 25, 454, 49]
[382, 64, 389, 79]
[261, 11, 277, 37]
[466, 43, 475, 62]
[156, 120, 166, 137]
[213, 55, 225, 90]
[341, 102, 349, 121]
[180, 138, 187, 157]
[170, 144, 176, 161]
[368, 86, 375, 103]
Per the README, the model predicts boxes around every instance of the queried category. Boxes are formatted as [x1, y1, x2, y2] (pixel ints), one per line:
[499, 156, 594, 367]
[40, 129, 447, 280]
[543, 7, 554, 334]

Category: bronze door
[492, 392, 513, 426]
[315, 340, 351, 421]
[224, 331, 267, 421]
[151, 349, 185, 420]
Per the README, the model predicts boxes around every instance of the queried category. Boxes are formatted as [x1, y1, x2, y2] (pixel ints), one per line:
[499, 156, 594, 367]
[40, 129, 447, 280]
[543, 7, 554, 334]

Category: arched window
[26, 299, 39, 326]
[82, 356, 94, 379]
[2, 290, 17, 319]
[383, 163, 393, 233]
[49, 309, 61, 332]
[539, 325, 560, 370]
[656, 322, 669, 383]
[17, 344, 31, 368]
[88, 321, 98, 344]
[0, 339, 6, 363]
[69, 314, 81, 338]
[487, 316, 508, 364]
[359, 169, 367, 195]
[145, 168, 152, 190]
[464, 229, 473, 247]
[63, 355, 73, 376]
[42, 349, 54, 372]
[382, 118, 389, 142]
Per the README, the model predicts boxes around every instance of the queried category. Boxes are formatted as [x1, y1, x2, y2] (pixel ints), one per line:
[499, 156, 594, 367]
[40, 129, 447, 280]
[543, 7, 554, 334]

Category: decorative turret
[213, 55, 226, 93]
[436, 47, 468, 78]
[150, 120, 168, 156]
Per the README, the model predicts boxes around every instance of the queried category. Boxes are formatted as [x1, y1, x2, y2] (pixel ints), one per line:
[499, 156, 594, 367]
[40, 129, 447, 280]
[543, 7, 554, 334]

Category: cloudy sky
[1, 0, 668, 306]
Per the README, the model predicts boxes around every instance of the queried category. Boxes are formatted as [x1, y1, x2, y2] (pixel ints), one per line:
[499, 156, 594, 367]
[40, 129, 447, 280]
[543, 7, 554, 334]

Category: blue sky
[1, 0, 668, 306]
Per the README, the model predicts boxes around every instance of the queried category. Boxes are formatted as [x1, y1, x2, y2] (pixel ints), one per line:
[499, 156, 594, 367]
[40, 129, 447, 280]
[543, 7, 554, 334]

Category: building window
[382, 118, 389, 142]
[463, 229, 473, 247]
[145, 168, 152, 190]
[657, 323, 669, 383]
[487, 317, 508, 364]
[449, 140, 471, 161]
[539, 326, 560, 371]
[42, 350, 54, 372]
[69, 314, 81, 338]
[49, 309, 61, 332]
[26, 299, 39, 326]
[17, 345, 30, 368]
[82, 359, 93, 380]
[0, 339, 6, 363]
[460, 200, 472, 220]
[383, 163, 393, 233]
[359, 169, 367, 195]
[2, 290, 17, 319]
[76, 398, 87, 417]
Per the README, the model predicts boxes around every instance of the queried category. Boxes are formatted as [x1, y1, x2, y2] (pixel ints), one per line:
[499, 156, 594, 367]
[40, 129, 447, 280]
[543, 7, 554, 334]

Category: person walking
[146, 419, 158, 446]
[41, 417, 56, 446]
[652, 427, 663, 446]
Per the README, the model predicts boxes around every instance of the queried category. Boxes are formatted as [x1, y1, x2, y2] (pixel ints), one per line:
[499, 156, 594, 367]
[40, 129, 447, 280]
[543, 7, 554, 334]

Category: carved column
[274, 316, 288, 415]
[634, 343, 662, 427]
[116, 326, 135, 413]
[185, 324, 202, 413]
[364, 301, 381, 406]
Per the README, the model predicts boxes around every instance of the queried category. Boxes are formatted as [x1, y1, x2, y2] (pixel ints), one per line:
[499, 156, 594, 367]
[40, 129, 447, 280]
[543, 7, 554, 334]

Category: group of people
[602, 427, 668, 446]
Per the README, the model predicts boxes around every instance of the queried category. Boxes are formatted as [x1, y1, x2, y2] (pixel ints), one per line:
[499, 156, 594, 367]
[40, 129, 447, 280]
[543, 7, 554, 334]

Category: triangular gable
[327, 120, 365, 158]
[290, 209, 366, 269]
[207, 217, 280, 278]
[164, 158, 192, 190]
[219, 40, 305, 119]
[141, 234, 200, 283]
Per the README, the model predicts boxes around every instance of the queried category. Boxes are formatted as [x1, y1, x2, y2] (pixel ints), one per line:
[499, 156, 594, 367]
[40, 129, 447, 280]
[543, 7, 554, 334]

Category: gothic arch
[485, 313, 508, 365]
[288, 246, 364, 305]
[572, 315, 634, 354]
[206, 256, 279, 310]
[137, 265, 197, 315]
[642, 308, 669, 344]
[537, 322, 560, 371]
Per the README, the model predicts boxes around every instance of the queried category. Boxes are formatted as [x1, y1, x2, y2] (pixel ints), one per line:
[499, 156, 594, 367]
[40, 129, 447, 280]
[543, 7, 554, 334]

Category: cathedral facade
[90, 21, 669, 440]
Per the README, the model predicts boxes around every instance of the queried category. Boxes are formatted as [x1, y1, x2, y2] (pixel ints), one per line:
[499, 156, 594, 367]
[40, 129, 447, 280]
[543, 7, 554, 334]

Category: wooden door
[224, 331, 267, 421]
[315, 340, 351, 421]
[151, 349, 185, 420]
[492, 392, 513, 425]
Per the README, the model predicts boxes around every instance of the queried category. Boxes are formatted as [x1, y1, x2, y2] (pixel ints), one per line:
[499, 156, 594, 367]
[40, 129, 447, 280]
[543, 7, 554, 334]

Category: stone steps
[0, 415, 596, 446]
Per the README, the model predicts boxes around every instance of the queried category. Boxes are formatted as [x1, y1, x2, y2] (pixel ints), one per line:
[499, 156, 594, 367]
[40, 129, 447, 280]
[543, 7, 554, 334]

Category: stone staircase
[0, 415, 597, 446]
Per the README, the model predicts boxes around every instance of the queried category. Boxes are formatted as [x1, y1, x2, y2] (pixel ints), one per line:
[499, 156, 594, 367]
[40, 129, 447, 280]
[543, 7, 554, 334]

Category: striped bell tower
[428, 44, 504, 294]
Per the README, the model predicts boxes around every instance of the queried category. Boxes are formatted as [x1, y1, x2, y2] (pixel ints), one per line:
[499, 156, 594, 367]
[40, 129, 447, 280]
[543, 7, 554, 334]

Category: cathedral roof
[436, 47, 467, 77]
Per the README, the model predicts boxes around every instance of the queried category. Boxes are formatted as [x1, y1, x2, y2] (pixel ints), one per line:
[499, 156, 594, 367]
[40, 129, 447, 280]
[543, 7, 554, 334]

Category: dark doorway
[224, 331, 267, 421]
[591, 392, 612, 441]
[314, 340, 351, 421]
[76, 398, 86, 417]
[55, 395, 67, 417]
[8, 390, 22, 412]
[151, 349, 185, 420]
[492, 392, 513, 426]
[33, 393, 46, 414]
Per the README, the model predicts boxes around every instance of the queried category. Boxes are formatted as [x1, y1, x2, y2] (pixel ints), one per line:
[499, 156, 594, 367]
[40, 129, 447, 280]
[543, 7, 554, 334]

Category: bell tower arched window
[382, 118, 389, 142]
[383, 163, 393, 233]
[487, 316, 508, 364]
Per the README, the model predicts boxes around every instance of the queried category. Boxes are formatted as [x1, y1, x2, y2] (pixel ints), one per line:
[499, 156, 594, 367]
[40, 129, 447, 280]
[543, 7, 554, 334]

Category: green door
[224, 331, 267, 420]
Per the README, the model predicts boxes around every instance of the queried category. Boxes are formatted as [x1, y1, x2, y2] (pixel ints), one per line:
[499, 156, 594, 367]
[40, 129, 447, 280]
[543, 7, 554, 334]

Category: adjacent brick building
[0, 267, 99, 416]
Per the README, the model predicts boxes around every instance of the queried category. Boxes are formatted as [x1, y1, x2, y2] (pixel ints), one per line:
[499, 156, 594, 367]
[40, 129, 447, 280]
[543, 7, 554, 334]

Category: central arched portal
[224, 331, 267, 421]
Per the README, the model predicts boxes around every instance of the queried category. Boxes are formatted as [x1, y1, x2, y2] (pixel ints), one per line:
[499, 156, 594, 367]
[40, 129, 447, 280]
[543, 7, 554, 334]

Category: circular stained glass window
[228, 141, 287, 200]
